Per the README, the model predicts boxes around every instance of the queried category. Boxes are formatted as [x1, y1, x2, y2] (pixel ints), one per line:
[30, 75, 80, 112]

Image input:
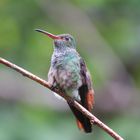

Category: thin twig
[0, 57, 124, 140]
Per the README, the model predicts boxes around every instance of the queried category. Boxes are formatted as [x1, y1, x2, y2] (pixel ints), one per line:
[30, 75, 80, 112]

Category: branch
[0, 57, 124, 140]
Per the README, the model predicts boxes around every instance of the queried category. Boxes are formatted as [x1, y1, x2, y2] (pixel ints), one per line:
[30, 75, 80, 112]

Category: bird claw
[50, 85, 56, 91]
[67, 98, 75, 106]
[50, 85, 62, 93]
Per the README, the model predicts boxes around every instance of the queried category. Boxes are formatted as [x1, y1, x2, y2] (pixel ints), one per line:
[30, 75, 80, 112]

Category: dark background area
[0, 0, 140, 139]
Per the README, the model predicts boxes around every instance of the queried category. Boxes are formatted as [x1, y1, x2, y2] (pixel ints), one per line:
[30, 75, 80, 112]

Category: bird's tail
[67, 85, 94, 133]
[67, 102, 92, 133]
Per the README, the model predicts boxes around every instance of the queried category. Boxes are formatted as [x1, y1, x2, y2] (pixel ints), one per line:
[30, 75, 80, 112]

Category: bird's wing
[79, 58, 95, 111]
[67, 57, 95, 133]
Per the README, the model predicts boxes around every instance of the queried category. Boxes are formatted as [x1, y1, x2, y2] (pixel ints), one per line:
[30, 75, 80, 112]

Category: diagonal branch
[0, 57, 124, 140]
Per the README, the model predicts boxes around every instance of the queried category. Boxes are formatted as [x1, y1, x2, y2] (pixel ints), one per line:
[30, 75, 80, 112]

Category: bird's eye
[65, 37, 70, 41]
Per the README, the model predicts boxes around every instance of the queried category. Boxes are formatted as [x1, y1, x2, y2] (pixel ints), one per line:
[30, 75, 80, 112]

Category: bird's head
[35, 29, 76, 50]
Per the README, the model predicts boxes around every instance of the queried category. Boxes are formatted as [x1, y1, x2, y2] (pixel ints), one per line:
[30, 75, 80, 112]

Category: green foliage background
[0, 0, 140, 140]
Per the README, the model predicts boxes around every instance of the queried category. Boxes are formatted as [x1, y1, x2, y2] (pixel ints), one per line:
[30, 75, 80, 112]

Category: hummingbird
[35, 29, 95, 133]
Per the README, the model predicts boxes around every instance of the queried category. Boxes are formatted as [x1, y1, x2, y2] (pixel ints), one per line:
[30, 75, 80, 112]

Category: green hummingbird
[35, 29, 95, 133]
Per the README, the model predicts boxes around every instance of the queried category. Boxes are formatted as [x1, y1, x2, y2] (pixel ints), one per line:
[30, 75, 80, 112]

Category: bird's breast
[52, 53, 82, 91]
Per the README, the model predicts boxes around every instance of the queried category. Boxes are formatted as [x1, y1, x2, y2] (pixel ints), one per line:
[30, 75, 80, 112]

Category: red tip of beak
[35, 29, 60, 40]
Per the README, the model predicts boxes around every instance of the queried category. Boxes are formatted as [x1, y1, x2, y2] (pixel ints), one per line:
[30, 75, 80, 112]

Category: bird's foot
[50, 85, 56, 91]
[50, 85, 62, 94]
[67, 98, 75, 106]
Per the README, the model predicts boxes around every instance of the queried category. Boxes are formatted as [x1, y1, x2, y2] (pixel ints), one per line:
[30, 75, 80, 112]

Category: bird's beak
[35, 29, 60, 40]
